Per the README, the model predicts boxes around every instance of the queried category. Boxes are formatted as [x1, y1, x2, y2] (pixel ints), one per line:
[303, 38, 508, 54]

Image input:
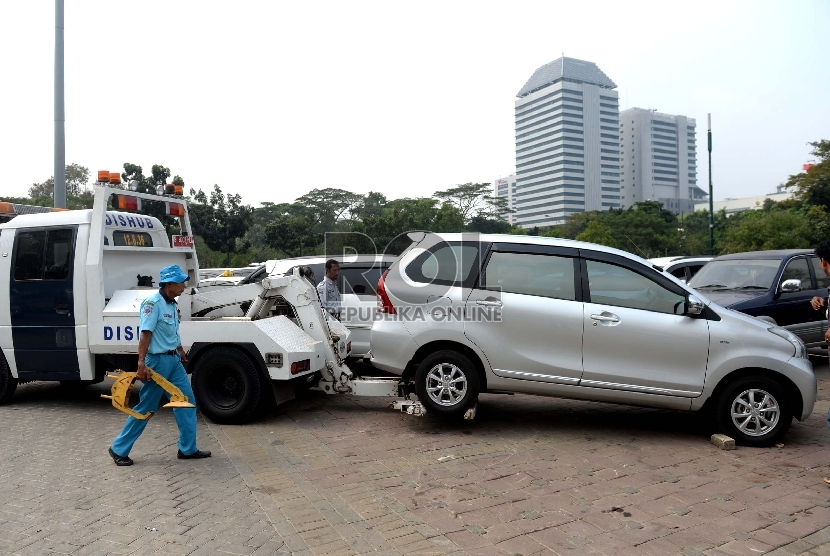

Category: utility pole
[54, 0, 66, 208]
[708, 113, 714, 255]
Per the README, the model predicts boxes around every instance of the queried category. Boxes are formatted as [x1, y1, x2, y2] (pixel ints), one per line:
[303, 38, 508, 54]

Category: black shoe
[177, 449, 211, 460]
[108, 447, 133, 466]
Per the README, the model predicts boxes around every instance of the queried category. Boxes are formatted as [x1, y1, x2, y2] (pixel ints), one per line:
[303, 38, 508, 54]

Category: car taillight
[377, 269, 396, 314]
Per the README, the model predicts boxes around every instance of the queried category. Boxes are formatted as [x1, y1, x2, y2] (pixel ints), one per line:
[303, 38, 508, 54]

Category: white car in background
[649, 255, 713, 283]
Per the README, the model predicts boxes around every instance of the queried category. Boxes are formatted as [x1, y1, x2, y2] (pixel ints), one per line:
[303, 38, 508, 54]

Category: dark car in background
[688, 249, 829, 348]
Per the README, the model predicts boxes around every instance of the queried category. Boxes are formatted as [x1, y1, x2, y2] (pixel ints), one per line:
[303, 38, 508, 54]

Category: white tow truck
[0, 185, 414, 423]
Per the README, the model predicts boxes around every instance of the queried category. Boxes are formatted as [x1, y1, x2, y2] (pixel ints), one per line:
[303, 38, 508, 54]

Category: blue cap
[159, 264, 189, 284]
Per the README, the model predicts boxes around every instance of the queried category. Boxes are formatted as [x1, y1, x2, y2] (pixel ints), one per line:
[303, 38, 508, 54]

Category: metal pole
[54, 0, 66, 208]
[707, 113, 713, 255]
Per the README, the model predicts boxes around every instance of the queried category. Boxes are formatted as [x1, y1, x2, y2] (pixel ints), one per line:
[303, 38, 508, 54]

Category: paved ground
[3, 360, 830, 555]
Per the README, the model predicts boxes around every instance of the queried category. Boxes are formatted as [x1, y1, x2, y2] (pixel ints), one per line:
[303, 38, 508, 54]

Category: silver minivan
[370, 233, 816, 447]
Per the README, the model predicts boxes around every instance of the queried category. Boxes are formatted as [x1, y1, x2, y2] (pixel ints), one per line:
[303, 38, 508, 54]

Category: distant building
[694, 186, 794, 215]
[493, 174, 517, 224]
[619, 108, 706, 215]
[513, 57, 620, 228]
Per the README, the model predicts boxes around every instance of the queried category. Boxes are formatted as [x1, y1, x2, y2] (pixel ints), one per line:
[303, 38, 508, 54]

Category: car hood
[693, 289, 767, 307]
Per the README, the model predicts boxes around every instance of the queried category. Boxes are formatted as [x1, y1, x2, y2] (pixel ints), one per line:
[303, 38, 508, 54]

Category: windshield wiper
[695, 283, 728, 289]
[734, 286, 768, 290]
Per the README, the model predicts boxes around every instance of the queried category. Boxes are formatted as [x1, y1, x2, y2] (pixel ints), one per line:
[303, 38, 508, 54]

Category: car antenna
[623, 233, 649, 259]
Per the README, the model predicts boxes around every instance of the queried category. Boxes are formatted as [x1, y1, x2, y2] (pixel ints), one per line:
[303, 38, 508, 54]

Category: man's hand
[136, 360, 149, 381]
[825, 328, 830, 345]
[811, 296, 827, 311]
[177, 347, 187, 366]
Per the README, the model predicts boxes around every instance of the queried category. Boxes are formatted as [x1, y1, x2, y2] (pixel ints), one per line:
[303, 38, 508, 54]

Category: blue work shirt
[139, 290, 181, 354]
[317, 276, 341, 317]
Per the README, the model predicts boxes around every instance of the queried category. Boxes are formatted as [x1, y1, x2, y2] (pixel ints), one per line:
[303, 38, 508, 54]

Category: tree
[721, 209, 812, 252]
[576, 220, 618, 248]
[27, 163, 98, 209]
[189, 185, 253, 265]
[434, 182, 513, 224]
[790, 140, 830, 210]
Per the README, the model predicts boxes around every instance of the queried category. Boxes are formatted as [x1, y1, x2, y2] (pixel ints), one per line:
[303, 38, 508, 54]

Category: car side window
[406, 243, 479, 286]
[13, 228, 74, 282]
[341, 266, 383, 296]
[780, 257, 811, 292]
[811, 257, 830, 289]
[587, 259, 685, 315]
[482, 251, 576, 301]
[669, 266, 687, 281]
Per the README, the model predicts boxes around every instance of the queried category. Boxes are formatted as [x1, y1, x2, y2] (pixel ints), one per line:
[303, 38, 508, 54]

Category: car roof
[713, 249, 813, 261]
[649, 255, 713, 266]
[421, 233, 657, 268]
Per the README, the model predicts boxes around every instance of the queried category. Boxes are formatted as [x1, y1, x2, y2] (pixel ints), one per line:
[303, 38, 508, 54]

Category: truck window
[14, 228, 73, 281]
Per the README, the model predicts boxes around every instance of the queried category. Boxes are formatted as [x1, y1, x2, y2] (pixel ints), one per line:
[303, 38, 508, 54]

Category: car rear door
[463, 243, 584, 386]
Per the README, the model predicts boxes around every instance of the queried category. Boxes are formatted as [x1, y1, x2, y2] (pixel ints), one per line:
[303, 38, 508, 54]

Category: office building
[513, 57, 620, 228]
[493, 174, 517, 224]
[619, 108, 705, 214]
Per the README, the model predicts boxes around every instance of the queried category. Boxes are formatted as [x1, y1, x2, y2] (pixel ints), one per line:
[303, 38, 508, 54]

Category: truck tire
[715, 375, 792, 447]
[0, 353, 17, 405]
[192, 346, 263, 424]
[415, 350, 479, 418]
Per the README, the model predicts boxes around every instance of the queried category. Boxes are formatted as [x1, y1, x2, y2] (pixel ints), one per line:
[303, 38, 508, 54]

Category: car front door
[464, 243, 584, 386]
[581, 254, 709, 397]
[9, 227, 80, 380]
[767, 256, 817, 341]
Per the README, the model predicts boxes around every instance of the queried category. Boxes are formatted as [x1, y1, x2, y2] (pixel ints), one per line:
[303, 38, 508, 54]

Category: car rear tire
[715, 375, 792, 447]
[415, 350, 479, 418]
[0, 354, 17, 405]
[192, 346, 263, 424]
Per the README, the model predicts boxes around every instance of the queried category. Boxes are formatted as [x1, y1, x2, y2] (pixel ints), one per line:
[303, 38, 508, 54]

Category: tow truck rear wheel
[192, 346, 262, 424]
[0, 353, 17, 405]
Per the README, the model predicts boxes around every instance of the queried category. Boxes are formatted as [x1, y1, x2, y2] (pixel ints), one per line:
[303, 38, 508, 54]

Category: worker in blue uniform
[108, 264, 211, 466]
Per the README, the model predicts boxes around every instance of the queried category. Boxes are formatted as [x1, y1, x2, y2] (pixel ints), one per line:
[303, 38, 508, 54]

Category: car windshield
[688, 259, 780, 291]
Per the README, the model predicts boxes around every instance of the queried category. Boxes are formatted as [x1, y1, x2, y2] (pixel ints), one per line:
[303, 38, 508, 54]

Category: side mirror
[686, 294, 704, 316]
[780, 279, 802, 293]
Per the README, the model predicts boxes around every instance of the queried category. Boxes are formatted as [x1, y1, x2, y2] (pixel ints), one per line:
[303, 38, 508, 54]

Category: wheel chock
[101, 368, 195, 419]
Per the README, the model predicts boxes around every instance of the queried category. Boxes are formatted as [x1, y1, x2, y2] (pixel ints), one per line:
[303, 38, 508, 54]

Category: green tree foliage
[189, 185, 253, 266]
[791, 140, 830, 209]
[24, 163, 98, 209]
[576, 220, 618, 248]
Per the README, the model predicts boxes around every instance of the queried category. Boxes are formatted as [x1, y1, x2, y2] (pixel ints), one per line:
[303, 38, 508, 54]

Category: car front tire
[415, 350, 479, 418]
[0, 354, 17, 405]
[716, 375, 792, 447]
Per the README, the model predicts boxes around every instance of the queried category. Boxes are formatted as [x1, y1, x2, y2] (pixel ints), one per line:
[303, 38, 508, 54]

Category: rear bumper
[368, 319, 417, 376]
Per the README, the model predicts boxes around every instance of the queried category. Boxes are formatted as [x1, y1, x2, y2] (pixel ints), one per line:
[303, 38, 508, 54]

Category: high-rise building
[513, 57, 620, 228]
[619, 108, 706, 214]
[493, 174, 517, 224]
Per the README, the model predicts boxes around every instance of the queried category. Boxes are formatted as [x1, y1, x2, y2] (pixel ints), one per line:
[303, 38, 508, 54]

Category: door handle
[476, 299, 503, 307]
[590, 313, 619, 323]
[56, 304, 70, 315]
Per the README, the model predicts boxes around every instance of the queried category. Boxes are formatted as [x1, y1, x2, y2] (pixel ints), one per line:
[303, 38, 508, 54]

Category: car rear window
[341, 266, 384, 296]
[406, 243, 479, 285]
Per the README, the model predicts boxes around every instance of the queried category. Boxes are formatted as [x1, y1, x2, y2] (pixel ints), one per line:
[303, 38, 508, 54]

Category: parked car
[649, 255, 713, 283]
[687, 249, 830, 349]
[369, 233, 816, 446]
[267, 255, 398, 358]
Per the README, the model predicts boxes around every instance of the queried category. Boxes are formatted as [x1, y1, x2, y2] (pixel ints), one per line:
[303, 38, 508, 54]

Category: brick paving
[2, 359, 830, 554]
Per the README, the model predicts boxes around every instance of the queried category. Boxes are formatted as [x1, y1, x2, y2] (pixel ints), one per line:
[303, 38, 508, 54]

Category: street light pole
[707, 113, 713, 255]
[54, 0, 66, 208]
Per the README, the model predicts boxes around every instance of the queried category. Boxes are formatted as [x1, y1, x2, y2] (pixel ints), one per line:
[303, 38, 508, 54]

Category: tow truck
[0, 178, 419, 423]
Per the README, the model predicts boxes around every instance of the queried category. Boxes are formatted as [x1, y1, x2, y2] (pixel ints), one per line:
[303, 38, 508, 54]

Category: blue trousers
[111, 353, 198, 457]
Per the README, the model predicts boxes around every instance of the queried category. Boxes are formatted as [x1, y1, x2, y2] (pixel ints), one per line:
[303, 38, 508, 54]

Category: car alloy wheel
[425, 363, 468, 407]
[730, 388, 780, 437]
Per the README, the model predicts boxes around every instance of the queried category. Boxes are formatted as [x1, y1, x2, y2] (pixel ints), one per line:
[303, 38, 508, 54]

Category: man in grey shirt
[317, 259, 341, 320]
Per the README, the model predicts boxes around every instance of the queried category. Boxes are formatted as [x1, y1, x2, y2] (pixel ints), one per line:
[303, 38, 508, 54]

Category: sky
[1, 0, 828, 207]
